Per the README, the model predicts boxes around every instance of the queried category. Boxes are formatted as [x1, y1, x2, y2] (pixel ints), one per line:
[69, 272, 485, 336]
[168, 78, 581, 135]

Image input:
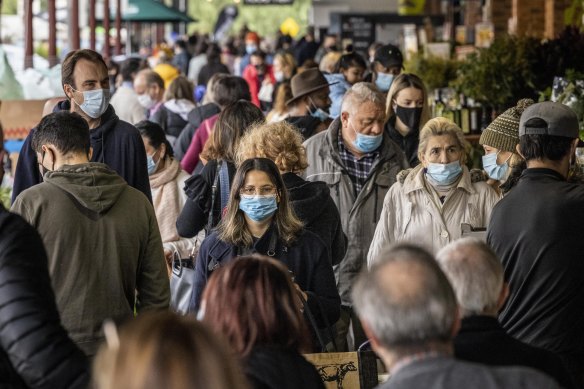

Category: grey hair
[341, 82, 386, 115]
[418, 117, 470, 164]
[352, 244, 457, 355]
[436, 237, 504, 318]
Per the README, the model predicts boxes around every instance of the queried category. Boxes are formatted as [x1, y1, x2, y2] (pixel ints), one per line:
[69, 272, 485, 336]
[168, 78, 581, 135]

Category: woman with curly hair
[237, 121, 346, 266]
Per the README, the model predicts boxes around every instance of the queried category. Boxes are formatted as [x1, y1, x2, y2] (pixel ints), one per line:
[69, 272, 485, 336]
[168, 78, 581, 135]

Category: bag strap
[206, 161, 222, 233]
[315, 297, 338, 352]
[219, 160, 230, 216]
[299, 293, 329, 352]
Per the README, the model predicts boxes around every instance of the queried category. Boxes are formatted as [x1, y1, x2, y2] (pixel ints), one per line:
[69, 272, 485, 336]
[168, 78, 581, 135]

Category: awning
[114, 0, 196, 23]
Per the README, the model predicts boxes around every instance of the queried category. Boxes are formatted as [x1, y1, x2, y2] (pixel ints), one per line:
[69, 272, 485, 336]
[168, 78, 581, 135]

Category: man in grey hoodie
[11, 111, 170, 357]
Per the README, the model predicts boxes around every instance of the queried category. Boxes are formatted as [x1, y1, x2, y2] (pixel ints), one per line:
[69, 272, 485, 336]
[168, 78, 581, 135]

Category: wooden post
[48, 0, 58, 66]
[24, 0, 34, 69]
[70, 0, 80, 50]
[89, 0, 96, 50]
[103, 0, 111, 59]
[115, 0, 122, 55]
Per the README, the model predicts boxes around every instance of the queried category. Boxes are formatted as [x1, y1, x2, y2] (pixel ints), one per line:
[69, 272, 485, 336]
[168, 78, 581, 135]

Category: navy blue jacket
[190, 226, 340, 327]
[12, 101, 152, 203]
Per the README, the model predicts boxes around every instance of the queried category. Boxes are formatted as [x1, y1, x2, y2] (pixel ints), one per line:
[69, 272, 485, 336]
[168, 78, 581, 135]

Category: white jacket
[368, 164, 500, 266]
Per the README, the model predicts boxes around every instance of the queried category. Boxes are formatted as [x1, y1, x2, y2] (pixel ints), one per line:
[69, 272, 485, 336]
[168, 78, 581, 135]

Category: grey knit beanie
[479, 98, 534, 152]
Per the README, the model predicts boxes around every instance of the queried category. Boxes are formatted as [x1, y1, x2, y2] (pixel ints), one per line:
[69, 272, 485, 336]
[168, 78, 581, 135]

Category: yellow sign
[398, 0, 426, 16]
[280, 17, 300, 38]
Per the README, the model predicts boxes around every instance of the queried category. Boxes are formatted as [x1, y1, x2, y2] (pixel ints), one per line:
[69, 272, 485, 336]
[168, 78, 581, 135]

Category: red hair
[202, 255, 309, 357]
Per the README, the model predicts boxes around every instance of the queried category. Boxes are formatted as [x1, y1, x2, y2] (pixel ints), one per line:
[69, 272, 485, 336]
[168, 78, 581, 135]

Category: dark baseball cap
[519, 101, 579, 138]
[373, 44, 404, 69]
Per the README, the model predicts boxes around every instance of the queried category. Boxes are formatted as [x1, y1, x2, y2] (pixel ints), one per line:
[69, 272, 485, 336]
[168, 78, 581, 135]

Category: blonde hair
[274, 52, 296, 78]
[93, 312, 246, 389]
[418, 117, 469, 164]
[319, 51, 342, 74]
[164, 75, 195, 102]
[236, 121, 308, 174]
[266, 82, 293, 120]
[386, 73, 431, 128]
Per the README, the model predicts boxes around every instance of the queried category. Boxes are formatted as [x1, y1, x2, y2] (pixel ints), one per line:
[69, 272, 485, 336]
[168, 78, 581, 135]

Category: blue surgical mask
[351, 121, 382, 153]
[146, 152, 160, 175]
[482, 152, 509, 181]
[245, 44, 257, 55]
[375, 72, 395, 92]
[239, 194, 278, 222]
[308, 98, 330, 122]
[71, 87, 110, 119]
[426, 161, 463, 185]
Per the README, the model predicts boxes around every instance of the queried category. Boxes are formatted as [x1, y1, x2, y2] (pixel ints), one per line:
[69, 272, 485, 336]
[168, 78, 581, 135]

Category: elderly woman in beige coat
[368, 117, 499, 265]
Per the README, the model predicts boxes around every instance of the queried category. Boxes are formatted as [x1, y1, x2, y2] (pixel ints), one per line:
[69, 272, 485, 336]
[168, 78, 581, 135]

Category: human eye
[260, 186, 276, 195]
[241, 187, 255, 195]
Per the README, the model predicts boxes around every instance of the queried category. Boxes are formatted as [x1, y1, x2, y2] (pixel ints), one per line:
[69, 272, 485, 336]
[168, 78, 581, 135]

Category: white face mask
[137, 93, 155, 109]
[274, 71, 285, 82]
[71, 87, 110, 119]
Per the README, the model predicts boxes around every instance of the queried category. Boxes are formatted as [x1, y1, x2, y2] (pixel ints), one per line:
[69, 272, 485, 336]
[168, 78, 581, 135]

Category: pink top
[180, 114, 220, 174]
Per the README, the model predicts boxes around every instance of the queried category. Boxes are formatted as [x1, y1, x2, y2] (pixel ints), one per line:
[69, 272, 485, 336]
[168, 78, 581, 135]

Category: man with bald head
[437, 238, 572, 388]
[304, 82, 409, 351]
[353, 244, 560, 388]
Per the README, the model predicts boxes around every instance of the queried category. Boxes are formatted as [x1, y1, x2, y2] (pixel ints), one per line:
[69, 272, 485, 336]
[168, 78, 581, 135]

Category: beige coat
[368, 164, 500, 266]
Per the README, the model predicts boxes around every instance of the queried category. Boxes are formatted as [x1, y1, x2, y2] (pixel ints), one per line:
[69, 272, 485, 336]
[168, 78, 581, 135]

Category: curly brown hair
[236, 121, 309, 174]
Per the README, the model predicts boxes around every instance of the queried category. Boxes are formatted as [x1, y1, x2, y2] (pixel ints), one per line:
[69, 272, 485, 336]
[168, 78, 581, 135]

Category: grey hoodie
[11, 163, 169, 356]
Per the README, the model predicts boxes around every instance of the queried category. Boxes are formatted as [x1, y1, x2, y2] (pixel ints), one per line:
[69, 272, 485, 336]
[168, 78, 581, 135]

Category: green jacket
[303, 119, 409, 305]
[12, 163, 169, 356]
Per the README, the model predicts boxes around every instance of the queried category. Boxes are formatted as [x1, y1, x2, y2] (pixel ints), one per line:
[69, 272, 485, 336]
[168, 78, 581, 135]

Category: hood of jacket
[55, 100, 121, 161]
[164, 99, 196, 121]
[283, 172, 331, 225]
[43, 163, 128, 215]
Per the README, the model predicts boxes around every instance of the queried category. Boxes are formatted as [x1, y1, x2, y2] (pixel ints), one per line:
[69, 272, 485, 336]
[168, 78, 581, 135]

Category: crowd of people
[0, 25, 582, 389]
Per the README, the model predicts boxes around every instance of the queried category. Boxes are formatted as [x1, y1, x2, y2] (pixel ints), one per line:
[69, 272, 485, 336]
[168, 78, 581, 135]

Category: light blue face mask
[350, 121, 382, 153]
[239, 194, 278, 222]
[245, 44, 257, 55]
[426, 161, 463, 185]
[308, 98, 330, 122]
[146, 153, 160, 176]
[71, 87, 110, 119]
[375, 72, 395, 92]
[482, 152, 509, 181]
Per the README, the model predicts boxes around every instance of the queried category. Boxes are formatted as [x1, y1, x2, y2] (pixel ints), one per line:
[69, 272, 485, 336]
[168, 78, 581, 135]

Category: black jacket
[12, 101, 151, 203]
[176, 159, 237, 238]
[454, 315, 573, 388]
[286, 116, 324, 140]
[189, 225, 341, 327]
[487, 168, 584, 386]
[0, 206, 89, 389]
[244, 346, 325, 389]
[174, 103, 221, 161]
[283, 173, 346, 266]
[385, 116, 420, 167]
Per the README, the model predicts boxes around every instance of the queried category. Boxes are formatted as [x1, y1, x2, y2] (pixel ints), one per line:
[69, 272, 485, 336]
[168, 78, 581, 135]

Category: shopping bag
[304, 351, 378, 389]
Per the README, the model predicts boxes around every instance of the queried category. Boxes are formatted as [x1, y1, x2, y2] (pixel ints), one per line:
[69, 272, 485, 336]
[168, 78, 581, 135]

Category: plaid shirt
[338, 133, 379, 194]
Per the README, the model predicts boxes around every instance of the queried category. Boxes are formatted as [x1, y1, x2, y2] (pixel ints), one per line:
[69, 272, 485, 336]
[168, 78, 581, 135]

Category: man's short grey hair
[352, 244, 457, 354]
[341, 82, 386, 115]
[436, 237, 504, 318]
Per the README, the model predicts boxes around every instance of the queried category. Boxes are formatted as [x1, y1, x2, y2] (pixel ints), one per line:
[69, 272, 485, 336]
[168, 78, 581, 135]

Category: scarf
[149, 158, 182, 243]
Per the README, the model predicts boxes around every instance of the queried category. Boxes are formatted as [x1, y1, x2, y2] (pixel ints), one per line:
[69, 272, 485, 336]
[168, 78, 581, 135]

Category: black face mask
[395, 105, 423, 131]
[38, 149, 55, 177]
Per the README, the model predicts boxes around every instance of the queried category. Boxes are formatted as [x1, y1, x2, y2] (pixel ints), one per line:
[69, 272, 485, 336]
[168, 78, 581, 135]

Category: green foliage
[451, 35, 539, 111]
[404, 54, 459, 90]
[1, 0, 17, 15]
[187, 0, 311, 37]
[555, 69, 584, 137]
[0, 187, 10, 209]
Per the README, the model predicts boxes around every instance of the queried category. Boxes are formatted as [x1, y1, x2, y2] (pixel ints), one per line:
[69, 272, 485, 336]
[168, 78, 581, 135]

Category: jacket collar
[321, 117, 400, 163]
[458, 315, 503, 334]
[521, 167, 566, 181]
[403, 164, 475, 195]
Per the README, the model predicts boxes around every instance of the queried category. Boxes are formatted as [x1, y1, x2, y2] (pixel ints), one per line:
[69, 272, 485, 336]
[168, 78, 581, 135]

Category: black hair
[135, 120, 174, 158]
[213, 76, 251, 108]
[519, 118, 574, 161]
[334, 52, 367, 73]
[251, 50, 266, 60]
[120, 57, 142, 82]
[32, 111, 90, 156]
[206, 43, 222, 62]
[175, 39, 187, 50]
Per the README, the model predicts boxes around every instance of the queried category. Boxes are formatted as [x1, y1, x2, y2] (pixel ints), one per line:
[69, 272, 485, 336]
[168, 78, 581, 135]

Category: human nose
[439, 152, 449, 164]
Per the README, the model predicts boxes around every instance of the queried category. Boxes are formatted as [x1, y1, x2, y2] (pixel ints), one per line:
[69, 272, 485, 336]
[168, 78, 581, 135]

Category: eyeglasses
[240, 185, 277, 196]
